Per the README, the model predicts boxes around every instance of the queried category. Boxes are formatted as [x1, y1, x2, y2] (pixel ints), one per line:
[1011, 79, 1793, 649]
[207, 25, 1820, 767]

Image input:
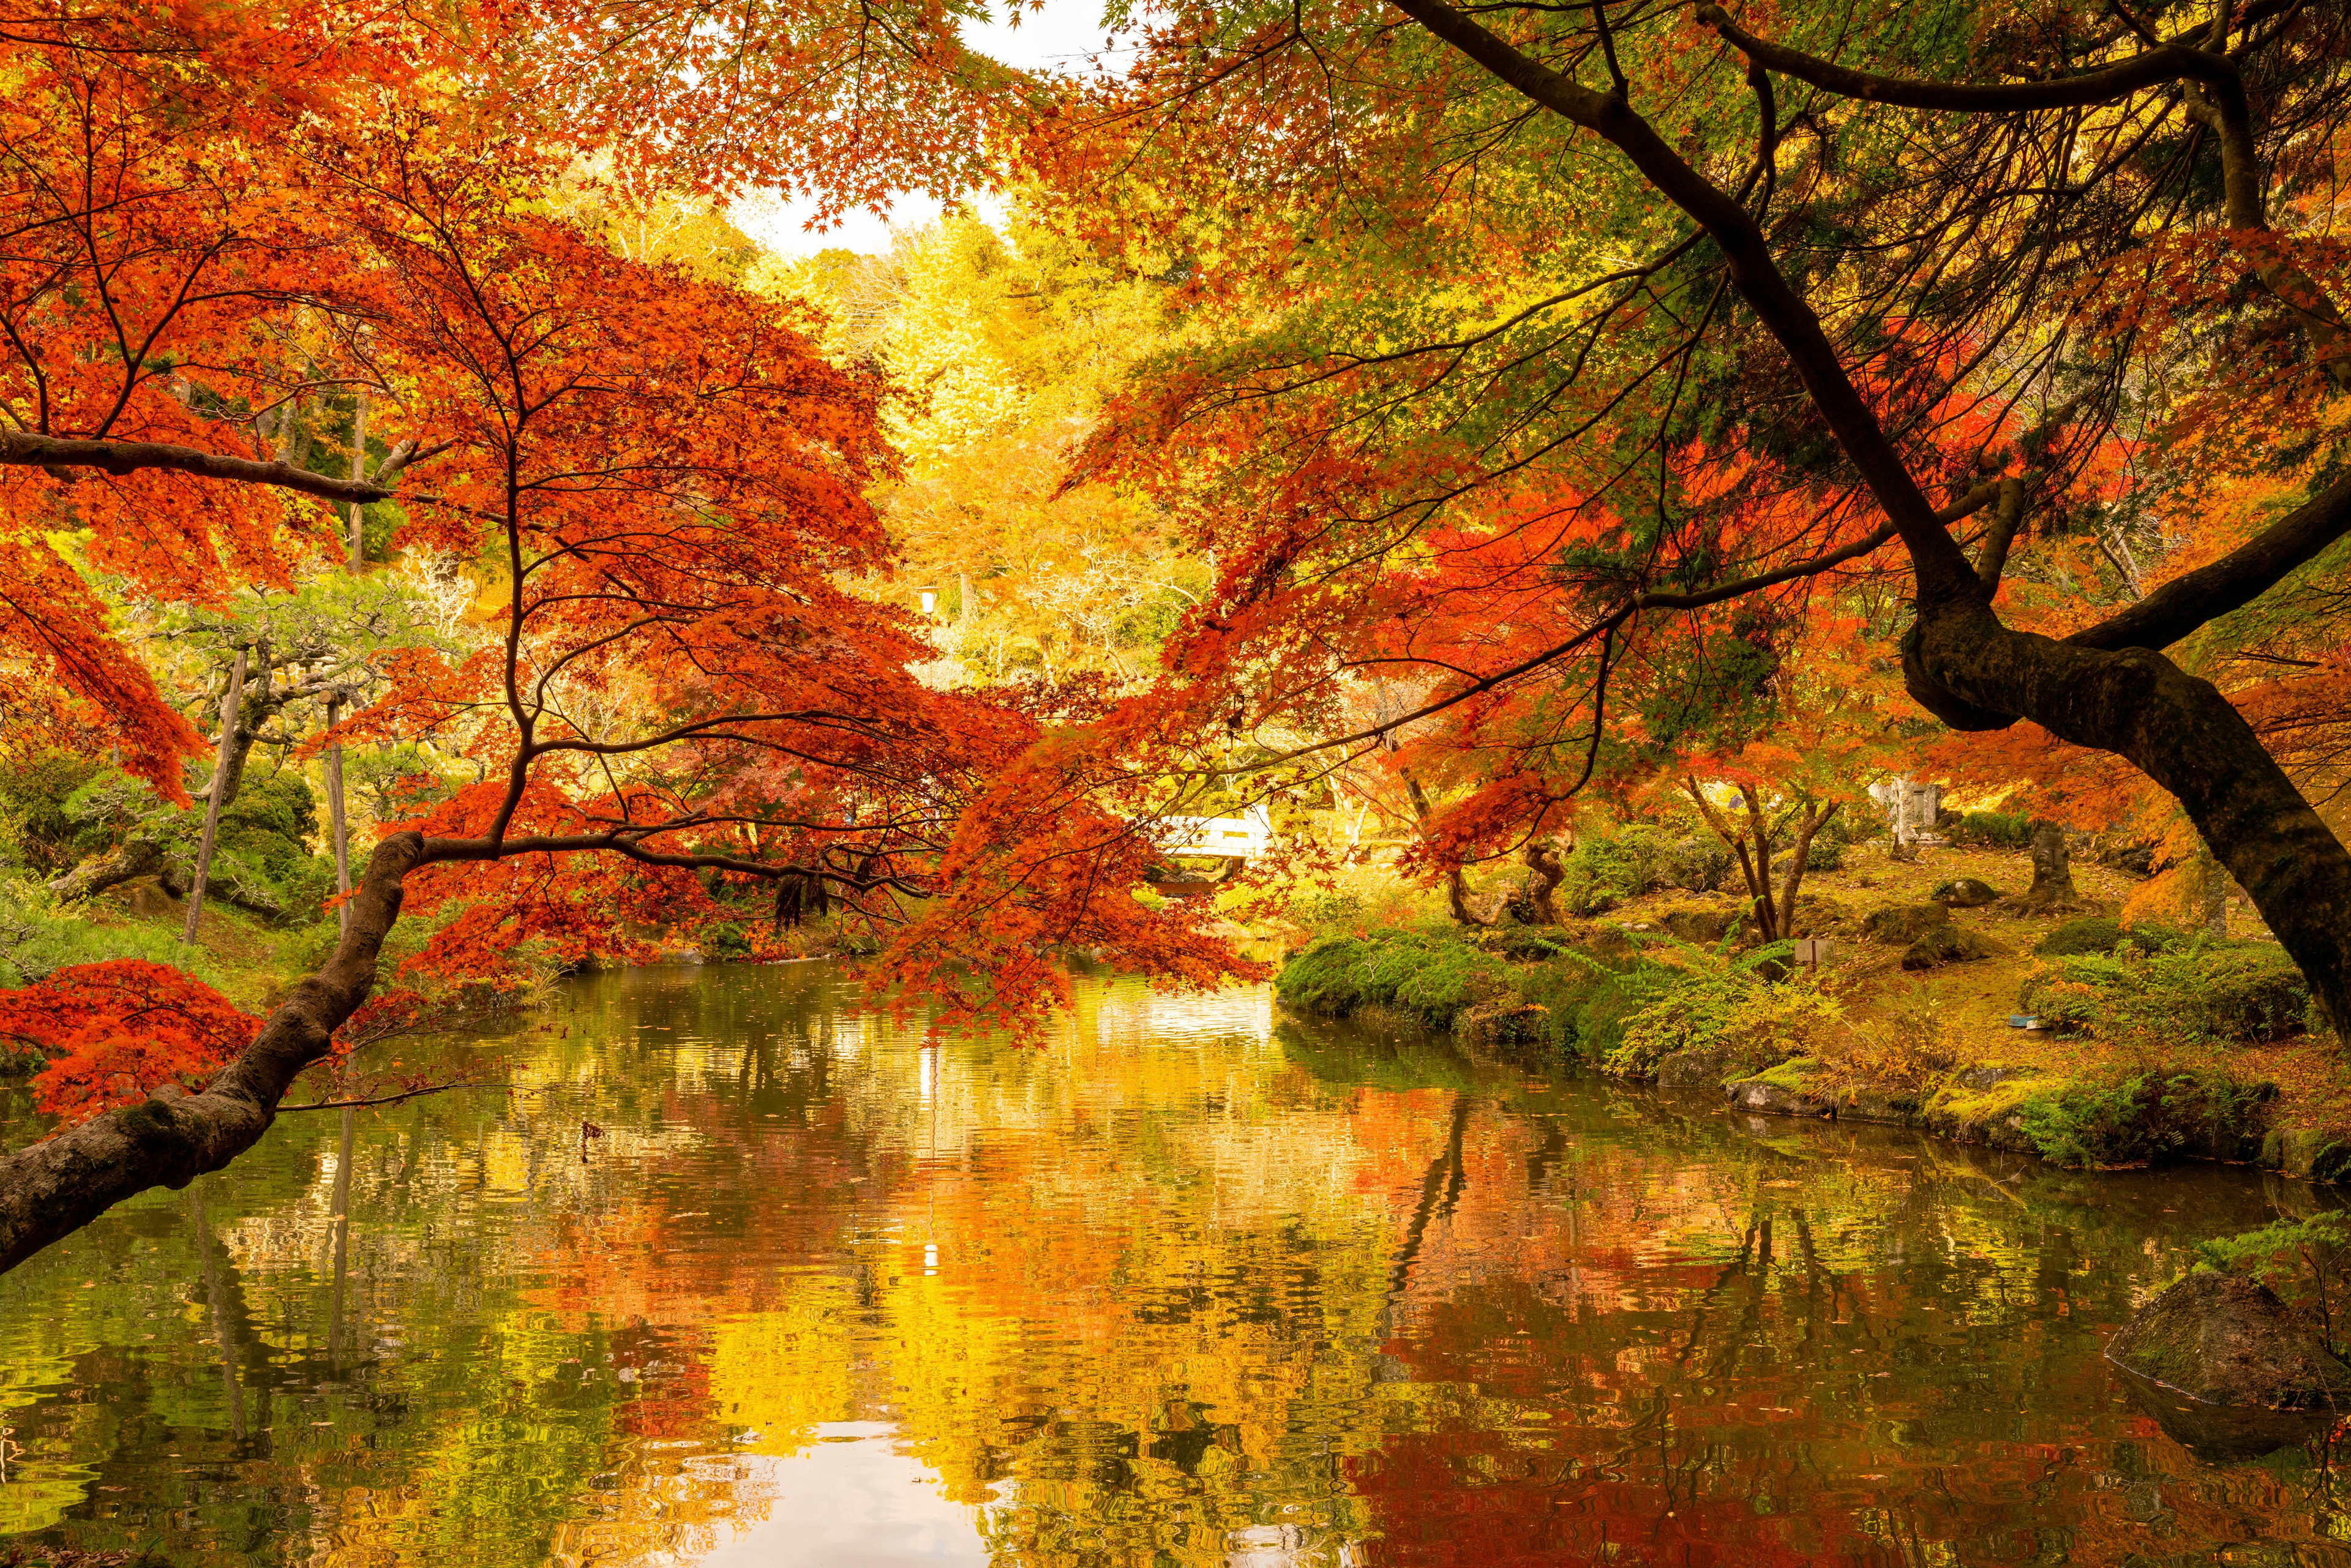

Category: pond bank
[1273, 906, 2351, 1184]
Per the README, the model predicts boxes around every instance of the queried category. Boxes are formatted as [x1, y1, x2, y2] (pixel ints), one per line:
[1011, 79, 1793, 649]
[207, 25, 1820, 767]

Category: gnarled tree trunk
[0, 831, 425, 1274]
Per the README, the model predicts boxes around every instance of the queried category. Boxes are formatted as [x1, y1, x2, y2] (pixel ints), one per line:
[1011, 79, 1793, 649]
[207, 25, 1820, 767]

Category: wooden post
[181, 647, 248, 945]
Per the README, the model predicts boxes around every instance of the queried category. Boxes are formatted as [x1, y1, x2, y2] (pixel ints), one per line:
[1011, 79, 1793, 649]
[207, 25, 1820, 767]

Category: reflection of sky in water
[0, 962, 2342, 1567]
[699, 1425, 986, 1567]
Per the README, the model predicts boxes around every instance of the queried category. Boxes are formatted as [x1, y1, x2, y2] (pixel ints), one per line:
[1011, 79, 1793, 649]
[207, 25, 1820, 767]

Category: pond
[0, 962, 2344, 1566]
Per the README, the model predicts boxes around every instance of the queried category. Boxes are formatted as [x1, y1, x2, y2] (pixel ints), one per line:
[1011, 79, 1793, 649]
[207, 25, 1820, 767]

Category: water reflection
[0, 962, 2344, 1566]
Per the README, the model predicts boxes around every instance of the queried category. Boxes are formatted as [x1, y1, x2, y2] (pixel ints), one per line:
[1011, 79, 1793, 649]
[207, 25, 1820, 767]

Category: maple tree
[0, 9, 1245, 1272]
[1005, 0, 2351, 1030]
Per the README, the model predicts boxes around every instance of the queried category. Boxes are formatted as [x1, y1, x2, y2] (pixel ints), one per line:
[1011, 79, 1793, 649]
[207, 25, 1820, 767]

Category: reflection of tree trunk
[182, 648, 250, 945]
[326, 1102, 356, 1366]
[324, 693, 352, 936]
[192, 1184, 246, 1441]
[1384, 1095, 1472, 1310]
[47, 836, 162, 902]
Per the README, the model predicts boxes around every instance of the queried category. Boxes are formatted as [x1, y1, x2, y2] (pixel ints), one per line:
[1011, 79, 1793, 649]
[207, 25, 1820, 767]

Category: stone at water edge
[2107, 1270, 2351, 1411]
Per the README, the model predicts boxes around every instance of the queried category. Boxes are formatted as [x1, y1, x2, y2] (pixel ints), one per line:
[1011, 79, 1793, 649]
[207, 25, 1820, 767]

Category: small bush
[1801, 816, 1851, 873]
[1820, 1000, 1963, 1097]
[2035, 917, 2122, 956]
[2018, 1068, 2274, 1167]
[1947, 809, 2035, 849]
[2153, 945, 2309, 1042]
[1660, 835, 1733, 893]
[1606, 940, 1833, 1078]
[1557, 829, 1669, 916]
[1862, 904, 1950, 944]
[2018, 944, 2311, 1044]
[1273, 931, 1510, 1031]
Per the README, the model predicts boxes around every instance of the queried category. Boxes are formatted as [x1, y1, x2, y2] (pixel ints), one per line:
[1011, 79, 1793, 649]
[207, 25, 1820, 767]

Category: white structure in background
[1868, 776, 1944, 847]
[1158, 804, 1275, 862]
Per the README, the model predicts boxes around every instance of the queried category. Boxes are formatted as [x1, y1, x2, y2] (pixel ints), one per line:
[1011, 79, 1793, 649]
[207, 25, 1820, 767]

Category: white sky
[729, 0, 1133, 257]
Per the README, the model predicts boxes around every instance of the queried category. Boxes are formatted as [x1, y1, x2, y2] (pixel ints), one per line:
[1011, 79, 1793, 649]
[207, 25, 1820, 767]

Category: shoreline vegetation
[1265, 825, 2351, 1187]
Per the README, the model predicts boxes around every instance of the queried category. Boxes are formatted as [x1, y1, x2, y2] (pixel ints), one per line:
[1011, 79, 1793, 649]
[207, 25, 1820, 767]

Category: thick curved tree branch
[0, 430, 403, 505]
[1691, 4, 2236, 111]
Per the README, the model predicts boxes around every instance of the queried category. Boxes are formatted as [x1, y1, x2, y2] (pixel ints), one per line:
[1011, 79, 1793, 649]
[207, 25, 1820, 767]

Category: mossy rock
[2108, 1271, 2351, 1411]
[1659, 904, 1738, 945]
[2259, 1127, 2351, 1184]
[2036, 917, 2122, 956]
[1724, 1057, 1835, 1118]
[1931, 877, 2000, 908]
[1655, 1042, 1779, 1090]
[1900, 926, 1995, 970]
[1862, 903, 1951, 945]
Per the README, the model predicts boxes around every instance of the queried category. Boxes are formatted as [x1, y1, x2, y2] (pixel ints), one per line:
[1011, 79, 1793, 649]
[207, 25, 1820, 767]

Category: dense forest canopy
[0, 0, 2348, 1272]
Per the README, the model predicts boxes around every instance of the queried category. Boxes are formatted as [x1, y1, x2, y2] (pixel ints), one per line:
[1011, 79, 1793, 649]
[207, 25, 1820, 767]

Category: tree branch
[0, 430, 402, 505]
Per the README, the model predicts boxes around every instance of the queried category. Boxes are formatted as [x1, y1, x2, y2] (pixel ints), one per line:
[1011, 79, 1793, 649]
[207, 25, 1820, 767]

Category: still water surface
[0, 963, 2345, 1566]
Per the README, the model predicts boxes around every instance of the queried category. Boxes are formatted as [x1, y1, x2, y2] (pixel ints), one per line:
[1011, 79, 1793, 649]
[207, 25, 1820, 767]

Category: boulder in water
[2107, 1270, 2351, 1412]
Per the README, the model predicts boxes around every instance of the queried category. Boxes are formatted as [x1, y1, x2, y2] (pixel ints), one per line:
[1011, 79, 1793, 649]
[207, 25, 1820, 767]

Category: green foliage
[213, 770, 335, 926]
[0, 751, 110, 875]
[2197, 1210, 2351, 1356]
[1802, 814, 1851, 872]
[1557, 826, 1671, 915]
[2020, 943, 2312, 1043]
[2035, 917, 2122, 956]
[2017, 1068, 2274, 1167]
[1946, 809, 2035, 849]
[0, 878, 227, 997]
[1605, 937, 1828, 1079]
[1273, 929, 1510, 1030]
[1659, 834, 1733, 893]
[702, 921, 754, 961]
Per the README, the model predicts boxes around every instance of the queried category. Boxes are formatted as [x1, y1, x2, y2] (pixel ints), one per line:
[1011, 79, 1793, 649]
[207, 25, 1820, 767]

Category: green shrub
[1605, 939, 1829, 1078]
[1556, 829, 1671, 916]
[1660, 835, 1733, 893]
[1289, 887, 1365, 929]
[2035, 917, 2122, 956]
[2018, 1068, 2275, 1167]
[0, 751, 110, 875]
[0, 879, 229, 991]
[1801, 815, 1851, 872]
[2122, 922, 2191, 955]
[1273, 931, 1510, 1031]
[1947, 809, 2035, 849]
[2151, 945, 2310, 1042]
[702, 921, 754, 960]
[2019, 943, 2311, 1043]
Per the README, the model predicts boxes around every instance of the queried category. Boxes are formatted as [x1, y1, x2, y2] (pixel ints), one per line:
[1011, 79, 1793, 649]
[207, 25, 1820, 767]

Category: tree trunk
[1905, 597, 2351, 1033]
[324, 692, 352, 936]
[1520, 839, 1564, 925]
[347, 390, 369, 572]
[2020, 820, 2079, 910]
[0, 830, 428, 1274]
[47, 836, 162, 902]
[181, 648, 249, 945]
[326, 1098, 356, 1364]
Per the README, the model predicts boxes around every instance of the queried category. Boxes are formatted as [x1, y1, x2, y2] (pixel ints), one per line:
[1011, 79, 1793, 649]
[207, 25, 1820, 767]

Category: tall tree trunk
[326, 1098, 356, 1364]
[1520, 838, 1564, 925]
[347, 389, 369, 572]
[181, 648, 249, 945]
[324, 692, 352, 936]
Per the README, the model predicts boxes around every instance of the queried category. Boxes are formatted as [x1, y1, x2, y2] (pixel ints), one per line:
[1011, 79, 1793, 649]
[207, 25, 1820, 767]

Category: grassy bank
[1270, 835, 2351, 1180]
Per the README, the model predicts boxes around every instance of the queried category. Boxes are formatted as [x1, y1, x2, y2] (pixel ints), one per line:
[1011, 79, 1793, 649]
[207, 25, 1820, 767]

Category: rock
[1656, 1045, 1762, 1089]
[2260, 1127, 2351, 1184]
[1723, 1075, 1835, 1118]
[1659, 904, 1738, 945]
[1832, 1084, 1922, 1125]
[1954, 1064, 2033, 1092]
[1862, 903, 1951, 944]
[1932, 877, 2000, 908]
[1900, 926, 1995, 970]
[2107, 1270, 2351, 1411]
[1457, 1002, 1548, 1051]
